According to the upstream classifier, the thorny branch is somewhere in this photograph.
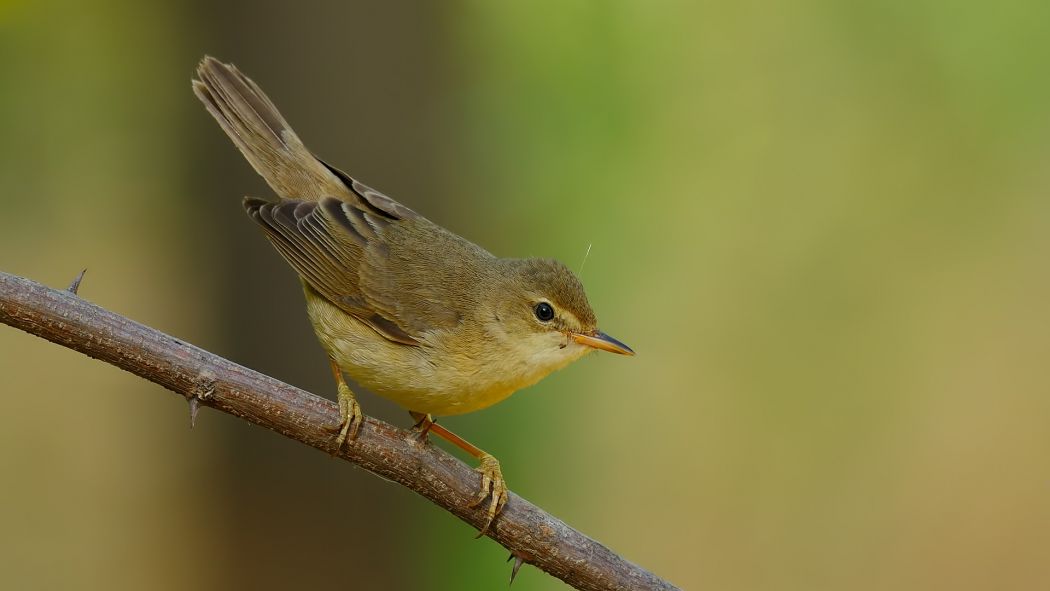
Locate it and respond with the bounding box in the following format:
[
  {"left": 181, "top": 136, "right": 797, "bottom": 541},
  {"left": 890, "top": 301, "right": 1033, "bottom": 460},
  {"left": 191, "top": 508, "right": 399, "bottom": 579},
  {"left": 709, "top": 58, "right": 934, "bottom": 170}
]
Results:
[{"left": 0, "top": 271, "right": 678, "bottom": 591}]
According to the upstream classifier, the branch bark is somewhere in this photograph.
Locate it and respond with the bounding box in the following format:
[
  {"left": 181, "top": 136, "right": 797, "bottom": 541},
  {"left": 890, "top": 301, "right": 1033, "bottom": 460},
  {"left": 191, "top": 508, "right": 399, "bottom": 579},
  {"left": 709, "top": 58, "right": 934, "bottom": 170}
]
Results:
[{"left": 0, "top": 271, "right": 678, "bottom": 591}]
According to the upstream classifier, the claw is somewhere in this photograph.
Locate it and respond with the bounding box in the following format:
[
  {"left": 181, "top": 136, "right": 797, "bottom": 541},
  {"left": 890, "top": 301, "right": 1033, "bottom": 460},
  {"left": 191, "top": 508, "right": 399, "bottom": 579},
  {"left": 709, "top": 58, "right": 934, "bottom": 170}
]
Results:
[
  {"left": 333, "top": 382, "right": 362, "bottom": 452},
  {"left": 468, "top": 452, "right": 508, "bottom": 537}
]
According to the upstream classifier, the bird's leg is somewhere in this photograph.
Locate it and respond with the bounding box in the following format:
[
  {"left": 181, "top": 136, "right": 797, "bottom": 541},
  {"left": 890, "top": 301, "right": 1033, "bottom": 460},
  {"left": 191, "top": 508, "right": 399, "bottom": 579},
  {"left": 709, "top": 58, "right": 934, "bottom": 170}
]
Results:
[
  {"left": 408, "top": 411, "right": 436, "bottom": 443},
  {"left": 417, "top": 419, "right": 508, "bottom": 536},
  {"left": 330, "top": 358, "right": 362, "bottom": 450}
]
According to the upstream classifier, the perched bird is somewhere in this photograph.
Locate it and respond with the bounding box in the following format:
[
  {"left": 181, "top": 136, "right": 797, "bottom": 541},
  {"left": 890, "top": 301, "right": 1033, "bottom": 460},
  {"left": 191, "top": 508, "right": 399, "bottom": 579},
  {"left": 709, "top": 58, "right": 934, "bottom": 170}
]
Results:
[{"left": 192, "top": 57, "right": 633, "bottom": 533}]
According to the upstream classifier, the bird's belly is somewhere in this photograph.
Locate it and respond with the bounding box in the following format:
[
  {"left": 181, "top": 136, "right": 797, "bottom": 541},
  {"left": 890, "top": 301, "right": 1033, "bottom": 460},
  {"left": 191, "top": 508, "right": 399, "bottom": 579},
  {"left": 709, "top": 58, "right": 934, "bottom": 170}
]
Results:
[
  {"left": 306, "top": 293, "right": 520, "bottom": 416},
  {"left": 331, "top": 341, "right": 521, "bottom": 416}
]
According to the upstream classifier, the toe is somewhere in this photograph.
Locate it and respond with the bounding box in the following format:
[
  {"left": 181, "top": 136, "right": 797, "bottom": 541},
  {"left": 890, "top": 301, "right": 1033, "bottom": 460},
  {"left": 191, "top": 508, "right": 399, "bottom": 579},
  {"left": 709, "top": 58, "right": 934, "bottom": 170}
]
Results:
[{"left": 349, "top": 409, "right": 362, "bottom": 440}]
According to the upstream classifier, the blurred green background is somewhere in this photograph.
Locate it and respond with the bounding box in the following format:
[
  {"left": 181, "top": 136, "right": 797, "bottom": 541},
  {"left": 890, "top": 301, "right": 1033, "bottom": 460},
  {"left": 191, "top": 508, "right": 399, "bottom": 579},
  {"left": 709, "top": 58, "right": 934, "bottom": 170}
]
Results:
[{"left": 3, "top": 0, "right": 1050, "bottom": 589}]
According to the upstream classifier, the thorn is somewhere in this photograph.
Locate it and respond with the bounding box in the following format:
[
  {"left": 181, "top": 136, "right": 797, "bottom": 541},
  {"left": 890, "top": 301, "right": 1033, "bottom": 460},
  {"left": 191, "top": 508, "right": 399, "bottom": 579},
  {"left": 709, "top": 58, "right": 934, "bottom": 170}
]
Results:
[
  {"left": 189, "top": 397, "right": 201, "bottom": 428},
  {"left": 67, "top": 268, "right": 87, "bottom": 295},
  {"left": 508, "top": 554, "right": 525, "bottom": 586},
  {"left": 188, "top": 370, "right": 216, "bottom": 429}
]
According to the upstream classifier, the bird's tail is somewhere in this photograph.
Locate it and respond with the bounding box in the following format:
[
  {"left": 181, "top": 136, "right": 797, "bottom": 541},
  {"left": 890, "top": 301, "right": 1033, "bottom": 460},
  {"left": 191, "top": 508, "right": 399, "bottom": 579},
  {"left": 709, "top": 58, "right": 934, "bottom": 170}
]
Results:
[{"left": 192, "top": 56, "right": 347, "bottom": 201}]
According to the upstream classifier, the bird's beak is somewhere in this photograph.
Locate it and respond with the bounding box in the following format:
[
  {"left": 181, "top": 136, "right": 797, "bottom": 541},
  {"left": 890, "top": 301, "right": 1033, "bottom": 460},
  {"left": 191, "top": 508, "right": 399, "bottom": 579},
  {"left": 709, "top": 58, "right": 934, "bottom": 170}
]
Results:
[{"left": 571, "top": 330, "right": 635, "bottom": 356}]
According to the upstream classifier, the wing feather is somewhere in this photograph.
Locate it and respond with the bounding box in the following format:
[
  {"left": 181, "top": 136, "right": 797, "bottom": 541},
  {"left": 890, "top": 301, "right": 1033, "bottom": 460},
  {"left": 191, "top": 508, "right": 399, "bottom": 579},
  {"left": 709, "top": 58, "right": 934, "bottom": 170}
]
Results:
[{"left": 244, "top": 196, "right": 421, "bottom": 346}]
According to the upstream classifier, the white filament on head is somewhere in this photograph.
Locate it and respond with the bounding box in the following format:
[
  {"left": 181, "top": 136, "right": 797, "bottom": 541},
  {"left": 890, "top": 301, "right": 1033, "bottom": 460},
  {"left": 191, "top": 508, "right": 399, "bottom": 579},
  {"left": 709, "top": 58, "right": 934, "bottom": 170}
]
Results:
[{"left": 578, "top": 242, "right": 593, "bottom": 276}]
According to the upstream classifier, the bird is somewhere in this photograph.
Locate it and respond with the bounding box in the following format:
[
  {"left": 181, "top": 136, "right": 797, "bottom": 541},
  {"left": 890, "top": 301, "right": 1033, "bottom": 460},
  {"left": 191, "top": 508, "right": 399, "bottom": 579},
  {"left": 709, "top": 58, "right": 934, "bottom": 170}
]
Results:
[{"left": 192, "top": 56, "right": 633, "bottom": 534}]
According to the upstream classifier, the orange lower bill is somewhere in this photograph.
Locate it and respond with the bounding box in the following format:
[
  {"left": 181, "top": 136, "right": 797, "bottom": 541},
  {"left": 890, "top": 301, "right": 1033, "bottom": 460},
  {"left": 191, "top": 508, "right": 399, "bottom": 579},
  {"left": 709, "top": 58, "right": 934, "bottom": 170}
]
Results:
[{"left": 571, "top": 330, "right": 635, "bottom": 355}]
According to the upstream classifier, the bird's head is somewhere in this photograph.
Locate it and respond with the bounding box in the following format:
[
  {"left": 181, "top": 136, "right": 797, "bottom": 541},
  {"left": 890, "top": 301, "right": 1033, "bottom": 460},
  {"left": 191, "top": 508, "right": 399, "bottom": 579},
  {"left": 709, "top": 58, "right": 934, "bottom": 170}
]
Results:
[{"left": 486, "top": 259, "right": 633, "bottom": 376}]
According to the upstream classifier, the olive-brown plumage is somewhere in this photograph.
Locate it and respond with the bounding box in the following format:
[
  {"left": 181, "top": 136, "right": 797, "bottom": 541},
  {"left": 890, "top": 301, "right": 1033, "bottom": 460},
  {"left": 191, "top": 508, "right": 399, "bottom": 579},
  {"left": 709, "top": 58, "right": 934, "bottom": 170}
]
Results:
[{"left": 192, "top": 56, "right": 632, "bottom": 533}]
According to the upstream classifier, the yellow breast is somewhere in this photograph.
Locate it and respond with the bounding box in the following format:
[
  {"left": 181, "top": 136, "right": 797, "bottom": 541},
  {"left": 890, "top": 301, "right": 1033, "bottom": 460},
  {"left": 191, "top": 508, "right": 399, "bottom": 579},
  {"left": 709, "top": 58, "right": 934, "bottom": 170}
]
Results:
[{"left": 303, "top": 287, "right": 590, "bottom": 416}]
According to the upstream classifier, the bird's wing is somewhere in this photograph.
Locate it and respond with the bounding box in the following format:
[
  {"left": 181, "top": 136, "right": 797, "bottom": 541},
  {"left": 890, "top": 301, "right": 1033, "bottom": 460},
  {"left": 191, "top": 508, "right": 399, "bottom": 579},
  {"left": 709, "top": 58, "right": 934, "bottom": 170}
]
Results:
[
  {"left": 195, "top": 57, "right": 457, "bottom": 344},
  {"left": 245, "top": 191, "right": 424, "bottom": 346}
]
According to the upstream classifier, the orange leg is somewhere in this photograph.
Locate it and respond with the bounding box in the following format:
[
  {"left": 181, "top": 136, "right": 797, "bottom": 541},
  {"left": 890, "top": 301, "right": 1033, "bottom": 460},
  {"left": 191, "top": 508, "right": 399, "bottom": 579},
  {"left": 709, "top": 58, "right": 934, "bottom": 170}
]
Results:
[
  {"left": 408, "top": 411, "right": 508, "bottom": 536},
  {"left": 409, "top": 411, "right": 436, "bottom": 441}
]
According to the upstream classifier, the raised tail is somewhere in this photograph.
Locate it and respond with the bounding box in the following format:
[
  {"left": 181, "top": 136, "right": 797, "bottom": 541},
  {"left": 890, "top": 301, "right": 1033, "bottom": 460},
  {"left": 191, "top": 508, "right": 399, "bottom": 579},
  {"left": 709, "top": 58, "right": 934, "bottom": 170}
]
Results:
[{"left": 192, "top": 56, "right": 349, "bottom": 201}]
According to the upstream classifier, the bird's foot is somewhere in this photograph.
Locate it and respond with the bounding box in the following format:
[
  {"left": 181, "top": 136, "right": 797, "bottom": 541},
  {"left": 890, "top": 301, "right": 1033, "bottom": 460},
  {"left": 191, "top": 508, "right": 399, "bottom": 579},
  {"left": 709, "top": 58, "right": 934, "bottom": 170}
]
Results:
[
  {"left": 333, "top": 381, "right": 362, "bottom": 451},
  {"left": 468, "top": 452, "right": 508, "bottom": 537},
  {"left": 410, "top": 417, "right": 509, "bottom": 536},
  {"left": 409, "top": 412, "right": 436, "bottom": 444}
]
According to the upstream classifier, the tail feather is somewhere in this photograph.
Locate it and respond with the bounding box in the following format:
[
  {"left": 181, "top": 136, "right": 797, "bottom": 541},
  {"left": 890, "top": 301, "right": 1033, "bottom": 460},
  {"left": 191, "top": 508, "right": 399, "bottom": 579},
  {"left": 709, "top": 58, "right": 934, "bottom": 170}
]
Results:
[{"left": 193, "top": 56, "right": 348, "bottom": 201}]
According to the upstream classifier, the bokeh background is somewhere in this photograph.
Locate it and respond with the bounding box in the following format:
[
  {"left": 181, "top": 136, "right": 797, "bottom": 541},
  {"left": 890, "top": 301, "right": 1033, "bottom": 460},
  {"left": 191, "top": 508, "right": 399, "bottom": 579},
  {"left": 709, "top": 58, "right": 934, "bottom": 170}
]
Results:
[{"left": 3, "top": 1, "right": 1050, "bottom": 589}]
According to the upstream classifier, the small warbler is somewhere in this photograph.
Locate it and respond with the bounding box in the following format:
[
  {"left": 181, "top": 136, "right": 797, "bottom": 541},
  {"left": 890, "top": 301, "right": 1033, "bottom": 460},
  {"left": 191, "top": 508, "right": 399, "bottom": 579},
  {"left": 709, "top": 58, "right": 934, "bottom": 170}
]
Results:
[{"left": 193, "top": 57, "right": 633, "bottom": 533}]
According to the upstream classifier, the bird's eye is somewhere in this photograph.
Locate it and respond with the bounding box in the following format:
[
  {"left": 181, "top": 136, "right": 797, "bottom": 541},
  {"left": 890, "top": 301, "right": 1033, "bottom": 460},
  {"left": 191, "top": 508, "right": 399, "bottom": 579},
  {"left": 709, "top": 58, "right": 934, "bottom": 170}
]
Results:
[{"left": 534, "top": 302, "right": 555, "bottom": 322}]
